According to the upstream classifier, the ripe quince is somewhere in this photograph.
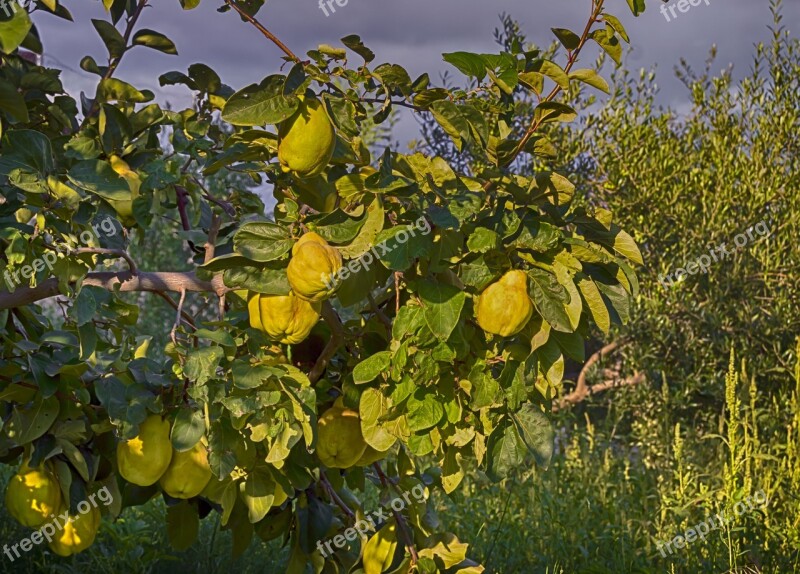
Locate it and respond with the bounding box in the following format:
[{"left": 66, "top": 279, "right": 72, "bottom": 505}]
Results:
[
  {"left": 159, "top": 441, "right": 213, "bottom": 499},
  {"left": 475, "top": 270, "right": 534, "bottom": 337},
  {"left": 248, "top": 291, "right": 321, "bottom": 344},
  {"left": 48, "top": 505, "right": 101, "bottom": 557},
  {"left": 316, "top": 406, "right": 368, "bottom": 469},
  {"left": 5, "top": 463, "right": 62, "bottom": 528},
  {"left": 286, "top": 232, "right": 342, "bottom": 302},
  {"left": 117, "top": 415, "right": 173, "bottom": 486},
  {"left": 278, "top": 96, "right": 335, "bottom": 178}
]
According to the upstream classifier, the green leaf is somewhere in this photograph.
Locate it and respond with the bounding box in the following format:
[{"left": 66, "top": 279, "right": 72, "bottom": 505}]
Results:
[
  {"left": 416, "top": 280, "right": 466, "bottom": 341},
  {"left": 406, "top": 390, "right": 444, "bottom": 432},
  {"left": 442, "top": 52, "right": 487, "bottom": 81},
  {"left": 223, "top": 264, "right": 290, "bottom": 295},
  {"left": 359, "top": 387, "right": 398, "bottom": 451},
  {"left": 569, "top": 69, "right": 610, "bottom": 94},
  {"left": 466, "top": 227, "right": 500, "bottom": 254},
  {"left": 576, "top": 274, "right": 610, "bottom": 335},
  {"left": 486, "top": 423, "right": 526, "bottom": 481},
  {"left": 184, "top": 346, "right": 224, "bottom": 386},
  {"left": 91, "top": 19, "right": 126, "bottom": 59},
  {"left": 132, "top": 29, "right": 178, "bottom": 55},
  {"left": 527, "top": 269, "right": 572, "bottom": 333},
  {"left": 12, "top": 394, "right": 60, "bottom": 444},
  {"left": 372, "top": 224, "right": 433, "bottom": 271},
  {"left": 352, "top": 351, "right": 391, "bottom": 385},
  {"left": 551, "top": 28, "right": 581, "bottom": 50},
  {"left": 171, "top": 408, "right": 205, "bottom": 451},
  {"left": 222, "top": 75, "right": 299, "bottom": 127},
  {"left": 341, "top": 34, "right": 374, "bottom": 63},
  {"left": 0, "top": 5, "right": 32, "bottom": 54},
  {"left": 511, "top": 403, "right": 554, "bottom": 469},
  {"left": 67, "top": 159, "right": 129, "bottom": 202},
  {"left": 0, "top": 78, "right": 29, "bottom": 122},
  {"left": 0, "top": 129, "right": 54, "bottom": 178},
  {"left": 167, "top": 501, "right": 199, "bottom": 551},
  {"left": 624, "top": 0, "right": 646, "bottom": 17},
  {"left": 242, "top": 469, "right": 275, "bottom": 524},
  {"left": 96, "top": 78, "right": 154, "bottom": 103},
  {"left": 602, "top": 13, "right": 631, "bottom": 43},
  {"left": 233, "top": 222, "right": 293, "bottom": 262},
  {"left": 591, "top": 28, "right": 622, "bottom": 65},
  {"left": 232, "top": 361, "right": 275, "bottom": 390}
]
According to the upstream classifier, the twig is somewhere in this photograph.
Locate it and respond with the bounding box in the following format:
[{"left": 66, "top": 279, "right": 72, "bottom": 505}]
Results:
[
  {"left": 204, "top": 215, "right": 222, "bottom": 265},
  {"left": 170, "top": 289, "right": 187, "bottom": 346},
  {"left": 78, "top": 0, "right": 149, "bottom": 130},
  {"left": 393, "top": 272, "right": 402, "bottom": 314},
  {"left": 507, "top": 0, "right": 605, "bottom": 164},
  {"left": 319, "top": 472, "right": 355, "bottom": 520},
  {"left": 309, "top": 302, "right": 346, "bottom": 384},
  {"left": 367, "top": 292, "right": 392, "bottom": 331},
  {"left": 373, "top": 463, "right": 418, "bottom": 564},
  {"left": 223, "top": 0, "right": 300, "bottom": 62},
  {"left": 154, "top": 291, "right": 196, "bottom": 330}
]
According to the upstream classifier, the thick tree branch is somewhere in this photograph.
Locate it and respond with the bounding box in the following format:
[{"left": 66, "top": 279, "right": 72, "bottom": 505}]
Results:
[{"left": 0, "top": 271, "right": 228, "bottom": 311}]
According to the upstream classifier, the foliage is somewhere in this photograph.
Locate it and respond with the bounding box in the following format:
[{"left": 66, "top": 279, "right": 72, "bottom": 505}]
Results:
[{"left": 0, "top": 0, "right": 646, "bottom": 571}]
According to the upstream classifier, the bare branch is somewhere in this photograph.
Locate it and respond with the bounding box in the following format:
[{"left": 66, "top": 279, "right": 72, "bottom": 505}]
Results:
[
  {"left": 0, "top": 271, "right": 228, "bottom": 311},
  {"left": 223, "top": 0, "right": 300, "bottom": 62}
]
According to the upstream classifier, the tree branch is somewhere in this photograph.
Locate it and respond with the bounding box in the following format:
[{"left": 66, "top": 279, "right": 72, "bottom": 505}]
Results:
[
  {"left": 308, "top": 302, "right": 345, "bottom": 384},
  {"left": 0, "top": 271, "right": 228, "bottom": 311}
]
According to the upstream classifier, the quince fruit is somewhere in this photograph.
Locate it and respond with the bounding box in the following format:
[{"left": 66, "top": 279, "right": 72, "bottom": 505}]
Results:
[
  {"left": 117, "top": 415, "right": 173, "bottom": 486},
  {"left": 108, "top": 155, "right": 140, "bottom": 227},
  {"left": 475, "top": 270, "right": 534, "bottom": 337},
  {"left": 278, "top": 96, "right": 335, "bottom": 179},
  {"left": 5, "top": 463, "right": 62, "bottom": 528},
  {"left": 316, "top": 406, "right": 368, "bottom": 469},
  {"left": 286, "top": 232, "right": 342, "bottom": 302},
  {"left": 159, "top": 441, "right": 213, "bottom": 499},
  {"left": 248, "top": 291, "right": 321, "bottom": 345},
  {"left": 48, "top": 505, "right": 101, "bottom": 557}
]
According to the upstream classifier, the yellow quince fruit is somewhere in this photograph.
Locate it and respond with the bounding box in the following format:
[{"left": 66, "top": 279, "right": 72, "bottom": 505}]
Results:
[
  {"left": 5, "top": 463, "right": 62, "bottom": 528},
  {"left": 475, "top": 270, "right": 534, "bottom": 337},
  {"left": 317, "top": 406, "right": 368, "bottom": 469},
  {"left": 286, "top": 232, "right": 342, "bottom": 302},
  {"left": 117, "top": 415, "right": 173, "bottom": 486},
  {"left": 248, "top": 291, "right": 321, "bottom": 345},
  {"left": 278, "top": 96, "right": 335, "bottom": 178},
  {"left": 159, "top": 441, "right": 213, "bottom": 499},
  {"left": 48, "top": 505, "right": 101, "bottom": 557}
]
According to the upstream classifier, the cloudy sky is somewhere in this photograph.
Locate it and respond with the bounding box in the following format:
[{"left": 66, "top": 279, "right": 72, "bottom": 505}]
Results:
[{"left": 33, "top": 0, "right": 800, "bottom": 144}]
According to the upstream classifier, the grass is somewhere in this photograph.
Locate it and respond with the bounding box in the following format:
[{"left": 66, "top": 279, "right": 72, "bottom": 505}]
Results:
[{"left": 1, "top": 347, "right": 798, "bottom": 573}]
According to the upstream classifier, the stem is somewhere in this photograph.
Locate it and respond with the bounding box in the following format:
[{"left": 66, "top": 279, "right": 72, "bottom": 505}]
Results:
[
  {"left": 507, "top": 0, "right": 605, "bottom": 164},
  {"left": 78, "top": 0, "right": 149, "bottom": 130},
  {"left": 223, "top": 0, "right": 299, "bottom": 62},
  {"left": 308, "top": 302, "right": 346, "bottom": 384}
]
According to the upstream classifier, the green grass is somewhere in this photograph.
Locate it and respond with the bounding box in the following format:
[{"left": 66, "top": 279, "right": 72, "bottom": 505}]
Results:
[{"left": 1, "top": 349, "right": 798, "bottom": 573}]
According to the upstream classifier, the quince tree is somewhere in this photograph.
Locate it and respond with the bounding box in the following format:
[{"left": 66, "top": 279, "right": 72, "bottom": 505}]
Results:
[{"left": 0, "top": 0, "right": 646, "bottom": 570}]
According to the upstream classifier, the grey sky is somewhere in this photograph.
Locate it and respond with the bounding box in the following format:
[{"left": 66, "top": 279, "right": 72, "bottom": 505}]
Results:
[{"left": 34, "top": 0, "right": 800, "bottom": 145}]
